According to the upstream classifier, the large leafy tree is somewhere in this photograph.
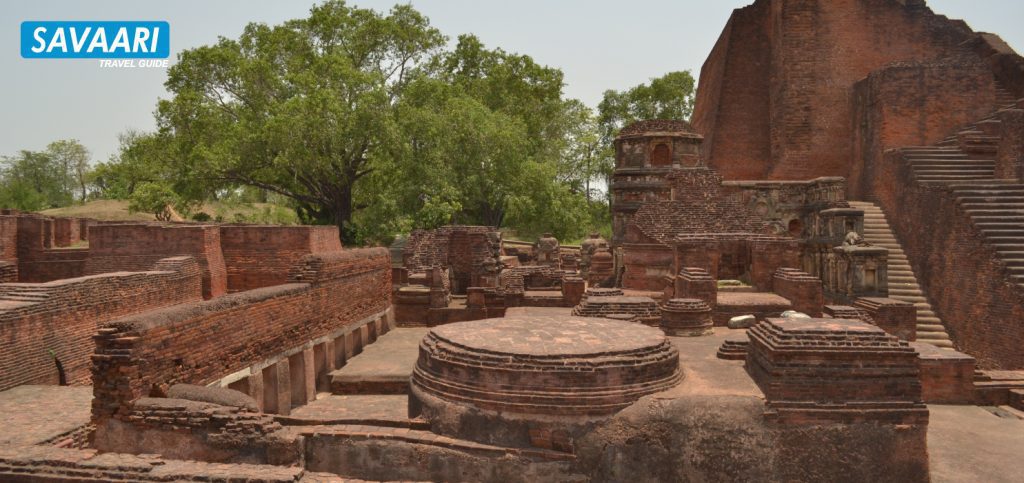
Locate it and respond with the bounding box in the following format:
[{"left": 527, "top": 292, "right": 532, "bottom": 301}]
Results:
[
  {"left": 357, "top": 35, "right": 598, "bottom": 241},
  {"left": 152, "top": 1, "right": 444, "bottom": 241},
  {"left": 109, "top": 3, "right": 615, "bottom": 244}
]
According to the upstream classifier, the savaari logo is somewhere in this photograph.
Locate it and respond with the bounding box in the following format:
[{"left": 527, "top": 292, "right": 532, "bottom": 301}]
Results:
[{"left": 21, "top": 21, "right": 169, "bottom": 59}]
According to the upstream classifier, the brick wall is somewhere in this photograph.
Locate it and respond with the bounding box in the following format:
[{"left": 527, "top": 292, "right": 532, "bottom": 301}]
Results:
[
  {"left": 220, "top": 225, "right": 342, "bottom": 292},
  {"left": 694, "top": 0, "right": 995, "bottom": 182},
  {"left": 91, "top": 248, "right": 391, "bottom": 421},
  {"left": 0, "top": 257, "right": 203, "bottom": 392},
  {"left": 85, "top": 224, "right": 227, "bottom": 299},
  {"left": 691, "top": 0, "right": 773, "bottom": 179},
  {"left": 15, "top": 216, "right": 88, "bottom": 282},
  {"left": 772, "top": 268, "right": 824, "bottom": 316},
  {"left": 0, "top": 216, "right": 17, "bottom": 262},
  {"left": 53, "top": 218, "right": 82, "bottom": 247}
]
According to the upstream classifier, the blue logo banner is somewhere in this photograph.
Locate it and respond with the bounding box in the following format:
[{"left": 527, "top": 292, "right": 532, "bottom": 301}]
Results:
[{"left": 21, "top": 21, "right": 170, "bottom": 59}]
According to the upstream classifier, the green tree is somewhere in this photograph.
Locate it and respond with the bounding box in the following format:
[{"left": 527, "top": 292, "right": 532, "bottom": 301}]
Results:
[
  {"left": 128, "top": 182, "right": 179, "bottom": 221},
  {"left": 0, "top": 148, "right": 74, "bottom": 210},
  {"left": 45, "top": 140, "right": 90, "bottom": 203},
  {"left": 597, "top": 70, "right": 696, "bottom": 142},
  {"left": 148, "top": 0, "right": 444, "bottom": 242}
]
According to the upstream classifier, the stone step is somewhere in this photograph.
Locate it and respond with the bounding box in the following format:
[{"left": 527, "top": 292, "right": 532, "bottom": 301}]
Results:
[
  {"left": 958, "top": 196, "right": 1024, "bottom": 204},
  {"left": 979, "top": 222, "right": 1024, "bottom": 230},
  {"left": 1011, "top": 389, "right": 1024, "bottom": 413},
  {"left": 917, "top": 175, "right": 996, "bottom": 181}
]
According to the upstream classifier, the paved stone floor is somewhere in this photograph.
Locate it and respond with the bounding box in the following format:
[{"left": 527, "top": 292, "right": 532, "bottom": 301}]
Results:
[
  {"left": 0, "top": 385, "right": 92, "bottom": 446},
  {"left": 928, "top": 404, "right": 1024, "bottom": 483},
  {"left": 330, "top": 327, "right": 430, "bottom": 394},
  {"left": 663, "top": 328, "right": 763, "bottom": 398},
  {"left": 716, "top": 291, "right": 792, "bottom": 308},
  {"left": 287, "top": 394, "right": 412, "bottom": 425}
]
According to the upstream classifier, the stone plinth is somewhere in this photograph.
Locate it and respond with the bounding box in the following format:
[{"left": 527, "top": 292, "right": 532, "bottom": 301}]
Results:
[
  {"left": 911, "top": 342, "right": 976, "bottom": 404},
  {"left": 660, "top": 299, "right": 713, "bottom": 337},
  {"left": 572, "top": 296, "right": 661, "bottom": 326},
  {"left": 410, "top": 316, "right": 682, "bottom": 452},
  {"left": 717, "top": 332, "right": 749, "bottom": 360},
  {"left": 745, "top": 318, "right": 926, "bottom": 424},
  {"left": 562, "top": 277, "right": 586, "bottom": 307},
  {"left": 675, "top": 267, "right": 717, "bottom": 308}
]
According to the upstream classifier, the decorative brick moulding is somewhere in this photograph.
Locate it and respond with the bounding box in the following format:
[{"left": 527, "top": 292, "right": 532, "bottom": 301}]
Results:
[
  {"left": 582, "top": 287, "right": 624, "bottom": 299},
  {"left": 660, "top": 298, "right": 714, "bottom": 337},
  {"left": 409, "top": 316, "right": 682, "bottom": 452},
  {"left": 745, "top": 318, "right": 927, "bottom": 425}
]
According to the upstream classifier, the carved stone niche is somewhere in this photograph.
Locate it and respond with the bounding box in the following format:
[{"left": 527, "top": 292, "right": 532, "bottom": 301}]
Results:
[{"left": 829, "top": 246, "right": 888, "bottom": 304}]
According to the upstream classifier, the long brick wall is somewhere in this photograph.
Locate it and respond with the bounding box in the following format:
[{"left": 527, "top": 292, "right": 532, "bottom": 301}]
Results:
[
  {"left": 91, "top": 248, "right": 392, "bottom": 421},
  {"left": 693, "top": 0, "right": 999, "bottom": 181},
  {"left": 0, "top": 257, "right": 203, "bottom": 392},
  {"left": 220, "top": 225, "right": 342, "bottom": 292},
  {"left": 85, "top": 224, "right": 227, "bottom": 299}
]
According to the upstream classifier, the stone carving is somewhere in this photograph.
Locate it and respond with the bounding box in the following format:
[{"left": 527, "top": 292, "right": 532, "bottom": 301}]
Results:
[
  {"left": 843, "top": 231, "right": 871, "bottom": 247},
  {"left": 535, "top": 233, "right": 561, "bottom": 268},
  {"left": 579, "top": 232, "right": 609, "bottom": 276}
]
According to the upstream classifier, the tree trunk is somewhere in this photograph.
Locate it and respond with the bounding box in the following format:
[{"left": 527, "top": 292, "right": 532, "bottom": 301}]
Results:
[{"left": 335, "top": 183, "right": 355, "bottom": 244}]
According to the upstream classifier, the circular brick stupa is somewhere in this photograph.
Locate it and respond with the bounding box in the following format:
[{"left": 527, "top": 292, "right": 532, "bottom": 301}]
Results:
[
  {"left": 410, "top": 316, "right": 682, "bottom": 451},
  {"left": 660, "top": 298, "right": 714, "bottom": 337}
]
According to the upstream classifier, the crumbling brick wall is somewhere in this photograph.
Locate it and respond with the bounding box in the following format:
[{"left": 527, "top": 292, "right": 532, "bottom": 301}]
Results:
[
  {"left": 403, "top": 226, "right": 499, "bottom": 293},
  {"left": 91, "top": 248, "right": 391, "bottom": 422},
  {"left": 0, "top": 257, "right": 203, "bottom": 391},
  {"left": 85, "top": 224, "right": 227, "bottom": 299},
  {"left": 220, "top": 225, "right": 342, "bottom": 292}
]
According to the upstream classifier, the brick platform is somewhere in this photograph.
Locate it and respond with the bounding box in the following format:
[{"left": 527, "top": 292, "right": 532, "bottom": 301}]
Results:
[
  {"left": 714, "top": 292, "right": 792, "bottom": 326},
  {"left": 571, "top": 295, "right": 661, "bottom": 326},
  {"left": 410, "top": 316, "right": 681, "bottom": 451},
  {"left": 746, "top": 318, "right": 927, "bottom": 424}
]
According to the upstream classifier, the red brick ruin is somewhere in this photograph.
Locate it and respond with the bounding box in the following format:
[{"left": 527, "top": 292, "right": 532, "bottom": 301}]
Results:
[{"left": 2, "top": 1, "right": 1024, "bottom": 481}]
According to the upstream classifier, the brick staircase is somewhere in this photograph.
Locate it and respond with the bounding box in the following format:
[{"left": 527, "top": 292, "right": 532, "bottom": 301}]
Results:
[
  {"left": 896, "top": 89, "right": 1024, "bottom": 293},
  {"left": 848, "top": 201, "right": 954, "bottom": 348}
]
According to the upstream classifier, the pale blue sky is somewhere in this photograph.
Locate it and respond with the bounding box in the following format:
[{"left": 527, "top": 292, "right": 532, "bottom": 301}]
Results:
[{"left": 2, "top": 0, "right": 1022, "bottom": 162}]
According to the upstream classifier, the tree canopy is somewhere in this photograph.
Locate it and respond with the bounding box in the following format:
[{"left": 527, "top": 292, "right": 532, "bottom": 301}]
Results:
[
  {"left": 69, "top": 2, "right": 696, "bottom": 245},
  {"left": 0, "top": 140, "right": 90, "bottom": 211}
]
